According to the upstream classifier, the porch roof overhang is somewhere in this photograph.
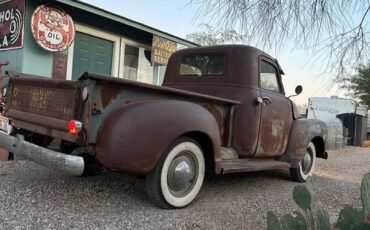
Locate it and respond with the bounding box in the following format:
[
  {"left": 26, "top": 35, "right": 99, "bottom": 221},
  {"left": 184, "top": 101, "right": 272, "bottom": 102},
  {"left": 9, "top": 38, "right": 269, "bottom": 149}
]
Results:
[{"left": 56, "top": 0, "right": 199, "bottom": 48}]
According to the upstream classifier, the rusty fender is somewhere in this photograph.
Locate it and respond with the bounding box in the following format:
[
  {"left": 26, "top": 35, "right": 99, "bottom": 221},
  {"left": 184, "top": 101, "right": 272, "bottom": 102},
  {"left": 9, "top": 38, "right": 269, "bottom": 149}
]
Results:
[
  {"left": 280, "top": 119, "right": 328, "bottom": 168},
  {"left": 95, "top": 100, "right": 221, "bottom": 174}
]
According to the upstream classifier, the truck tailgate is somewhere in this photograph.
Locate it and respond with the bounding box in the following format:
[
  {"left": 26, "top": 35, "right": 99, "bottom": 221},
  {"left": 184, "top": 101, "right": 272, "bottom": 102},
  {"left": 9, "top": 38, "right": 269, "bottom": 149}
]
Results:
[{"left": 4, "top": 74, "right": 79, "bottom": 141}]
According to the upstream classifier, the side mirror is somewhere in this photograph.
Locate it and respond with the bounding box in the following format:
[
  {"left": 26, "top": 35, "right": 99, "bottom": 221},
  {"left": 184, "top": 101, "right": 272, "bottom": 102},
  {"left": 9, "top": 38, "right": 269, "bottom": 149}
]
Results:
[
  {"left": 288, "top": 85, "right": 303, "bottom": 98},
  {"left": 295, "top": 85, "right": 303, "bottom": 95}
]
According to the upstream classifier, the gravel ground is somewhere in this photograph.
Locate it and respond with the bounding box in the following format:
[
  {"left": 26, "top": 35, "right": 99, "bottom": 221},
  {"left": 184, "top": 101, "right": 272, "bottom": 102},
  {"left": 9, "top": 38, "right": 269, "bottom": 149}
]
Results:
[{"left": 0, "top": 147, "right": 369, "bottom": 230}]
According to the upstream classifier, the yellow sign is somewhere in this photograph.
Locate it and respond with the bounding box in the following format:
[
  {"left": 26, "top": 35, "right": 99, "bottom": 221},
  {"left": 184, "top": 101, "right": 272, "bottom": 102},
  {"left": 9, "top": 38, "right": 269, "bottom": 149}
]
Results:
[{"left": 152, "top": 35, "right": 177, "bottom": 65}]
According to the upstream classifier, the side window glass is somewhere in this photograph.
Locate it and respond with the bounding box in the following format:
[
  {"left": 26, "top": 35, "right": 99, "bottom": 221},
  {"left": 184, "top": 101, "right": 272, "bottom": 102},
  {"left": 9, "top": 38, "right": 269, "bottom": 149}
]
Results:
[{"left": 260, "top": 60, "right": 281, "bottom": 92}]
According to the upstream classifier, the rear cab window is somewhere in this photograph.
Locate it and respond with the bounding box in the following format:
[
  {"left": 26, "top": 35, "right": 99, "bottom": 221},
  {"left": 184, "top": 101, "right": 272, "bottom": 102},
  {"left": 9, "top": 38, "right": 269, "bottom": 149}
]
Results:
[{"left": 179, "top": 55, "right": 226, "bottom": 76}]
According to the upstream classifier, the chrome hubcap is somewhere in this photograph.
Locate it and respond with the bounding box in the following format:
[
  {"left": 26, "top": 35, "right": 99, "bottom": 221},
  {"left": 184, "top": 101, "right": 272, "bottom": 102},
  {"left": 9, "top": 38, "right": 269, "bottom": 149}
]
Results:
[
  {"left": 167, "top": 152, "right": 198, "bottom": 198},
  {"left": 173, "top": 160, "right": 194, "bottom": 188}
]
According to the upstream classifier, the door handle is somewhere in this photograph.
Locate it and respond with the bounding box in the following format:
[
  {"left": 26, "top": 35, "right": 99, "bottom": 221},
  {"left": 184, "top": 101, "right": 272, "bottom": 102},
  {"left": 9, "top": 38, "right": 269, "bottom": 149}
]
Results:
[{"left": 257, "top": 97, "right": 272, "bottom": 105}]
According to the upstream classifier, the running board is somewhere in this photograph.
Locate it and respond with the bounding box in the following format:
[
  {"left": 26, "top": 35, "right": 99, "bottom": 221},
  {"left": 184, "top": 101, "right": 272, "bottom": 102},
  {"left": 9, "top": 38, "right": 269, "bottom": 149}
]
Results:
[{"left": 221, "top": 158, "right": 291, "bottom": 174}]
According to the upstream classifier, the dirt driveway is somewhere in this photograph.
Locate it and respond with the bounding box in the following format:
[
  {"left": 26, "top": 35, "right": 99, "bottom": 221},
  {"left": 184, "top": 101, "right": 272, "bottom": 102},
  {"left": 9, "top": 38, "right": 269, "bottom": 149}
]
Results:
[{"left": 0, "top": 147, "right": 369, "bottom": 229}]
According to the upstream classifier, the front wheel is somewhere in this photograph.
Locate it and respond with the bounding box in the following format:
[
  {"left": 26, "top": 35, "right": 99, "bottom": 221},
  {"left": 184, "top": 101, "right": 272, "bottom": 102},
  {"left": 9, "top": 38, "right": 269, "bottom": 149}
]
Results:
[
  {"left": 146, "top": 137, "right": 205, "bottom": 209},
  {"left": 290, "top": 142, "right": 316, "bottom": 182}
]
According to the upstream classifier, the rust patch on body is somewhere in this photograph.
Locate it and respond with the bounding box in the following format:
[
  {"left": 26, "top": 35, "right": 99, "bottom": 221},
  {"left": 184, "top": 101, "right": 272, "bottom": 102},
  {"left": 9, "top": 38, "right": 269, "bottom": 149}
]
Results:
[
  {"left": 100, "top": 86, "right": 124, "bottom": 108},
  {"left": 271, "top": 118, "right": 284, "bottom": 137}
]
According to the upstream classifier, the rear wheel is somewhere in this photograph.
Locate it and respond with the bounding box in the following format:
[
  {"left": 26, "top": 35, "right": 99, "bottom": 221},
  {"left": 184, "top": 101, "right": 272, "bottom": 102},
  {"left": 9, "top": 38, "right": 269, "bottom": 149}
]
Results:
[
  {"left": 290, "top": 142, "right": 316, "bottom": 182},
  {"left": 146, "top": 137, "right": 205, "bottom": 209}
]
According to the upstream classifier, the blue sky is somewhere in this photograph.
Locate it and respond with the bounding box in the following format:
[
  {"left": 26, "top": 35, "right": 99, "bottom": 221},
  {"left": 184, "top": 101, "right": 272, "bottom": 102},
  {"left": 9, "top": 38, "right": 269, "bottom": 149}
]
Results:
[{"left": 81, "top": 0, "right": 344, "bottom": 105}]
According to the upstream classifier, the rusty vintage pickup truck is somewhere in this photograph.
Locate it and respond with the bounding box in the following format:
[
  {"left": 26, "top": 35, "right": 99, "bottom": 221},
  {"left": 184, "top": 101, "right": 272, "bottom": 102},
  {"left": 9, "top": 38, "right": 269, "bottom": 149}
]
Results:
[{"left": 0, "top": 45, "right": 327, "bottom": 209}]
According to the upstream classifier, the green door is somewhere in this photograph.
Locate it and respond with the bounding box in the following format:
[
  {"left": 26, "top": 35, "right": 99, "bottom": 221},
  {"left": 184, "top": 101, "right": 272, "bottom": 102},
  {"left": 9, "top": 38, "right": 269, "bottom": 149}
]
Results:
[{"left": 72, "top": 32, "right": 113, "bottom": 80}]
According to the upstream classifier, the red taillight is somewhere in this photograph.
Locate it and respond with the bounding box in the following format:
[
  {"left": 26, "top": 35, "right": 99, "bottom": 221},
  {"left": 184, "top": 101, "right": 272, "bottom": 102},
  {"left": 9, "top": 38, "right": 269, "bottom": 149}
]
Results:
[{"left": 68, "top": 120, "right": 82, "bottom": 135}]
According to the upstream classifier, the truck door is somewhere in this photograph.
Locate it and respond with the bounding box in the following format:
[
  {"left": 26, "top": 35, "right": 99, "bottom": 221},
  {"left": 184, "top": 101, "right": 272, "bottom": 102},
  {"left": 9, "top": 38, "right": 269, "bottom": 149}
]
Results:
[{"left": 255, "top": 58, "right": 293, "bottom": 157}]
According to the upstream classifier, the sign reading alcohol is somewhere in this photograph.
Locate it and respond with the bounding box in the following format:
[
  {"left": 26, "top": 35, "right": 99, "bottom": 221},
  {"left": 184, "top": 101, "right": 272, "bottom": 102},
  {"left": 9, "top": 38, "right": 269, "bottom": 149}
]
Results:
[
  {"left": 152, "top": 35, "right": 177, "bottom": 65},
  {"left": 0, "top": 0, "right": 25, "bottom": 51},
  {"left": 31, "top": 5, "right": 75, "bottom": 52}
]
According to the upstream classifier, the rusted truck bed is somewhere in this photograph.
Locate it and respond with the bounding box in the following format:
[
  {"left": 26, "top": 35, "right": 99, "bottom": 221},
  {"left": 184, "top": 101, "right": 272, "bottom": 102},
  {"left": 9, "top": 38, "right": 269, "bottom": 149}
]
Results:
[{"left": 4, "top": 71, "right": 239, "bottom": 146}]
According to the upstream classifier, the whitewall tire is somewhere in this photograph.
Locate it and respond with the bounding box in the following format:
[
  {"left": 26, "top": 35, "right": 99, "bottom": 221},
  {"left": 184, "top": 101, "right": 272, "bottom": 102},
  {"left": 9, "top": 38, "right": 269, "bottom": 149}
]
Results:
[
  {"left": 146, "top": 137, "right": 205, "bottom": 209},
  {"left": 290, "top": 142, "right": 316, "bottom": 182}
]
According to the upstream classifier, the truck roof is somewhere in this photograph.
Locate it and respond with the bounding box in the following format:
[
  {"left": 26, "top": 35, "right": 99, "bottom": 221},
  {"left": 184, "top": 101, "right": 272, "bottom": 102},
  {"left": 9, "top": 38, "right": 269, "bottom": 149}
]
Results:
[
  {"left": 174, "top": 45, "right": 272, "bottom": 59},
  {"left": 164, "top": 45, "right": 284, "bottom": 88}
]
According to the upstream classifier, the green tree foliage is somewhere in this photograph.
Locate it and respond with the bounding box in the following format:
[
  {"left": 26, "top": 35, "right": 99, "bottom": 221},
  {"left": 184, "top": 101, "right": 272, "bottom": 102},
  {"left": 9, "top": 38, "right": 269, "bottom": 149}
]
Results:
[{"left": 341, "top": 64, "right": 370, "bottom": 106}]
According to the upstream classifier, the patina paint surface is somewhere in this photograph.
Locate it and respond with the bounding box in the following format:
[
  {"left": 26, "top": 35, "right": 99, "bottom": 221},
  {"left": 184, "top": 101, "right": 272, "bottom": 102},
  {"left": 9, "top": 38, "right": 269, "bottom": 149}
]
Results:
[
  {"left": 280, "top": 119, "right": 327, "bottom": 167},
  {"left": 4, "top": 72, "right": 80, "bottom": 142},
  {"left": 2, "top": 45, "right": 327, "bottom": 175},
  {"left": 164, "top": 45, "right": 293, "bottom": 157}
]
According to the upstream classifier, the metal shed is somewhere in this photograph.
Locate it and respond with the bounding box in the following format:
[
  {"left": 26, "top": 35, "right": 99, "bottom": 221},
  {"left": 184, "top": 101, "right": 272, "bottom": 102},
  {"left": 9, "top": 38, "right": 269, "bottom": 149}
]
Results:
[{"left": 307, "top": 96, "right": 369, "bottom": 147}]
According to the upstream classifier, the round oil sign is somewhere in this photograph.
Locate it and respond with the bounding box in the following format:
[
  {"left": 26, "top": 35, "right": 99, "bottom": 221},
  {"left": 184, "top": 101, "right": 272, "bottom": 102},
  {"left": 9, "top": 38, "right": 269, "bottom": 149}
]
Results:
[{"left": 31, "top": 5, "right": 75, "bottom": 52}]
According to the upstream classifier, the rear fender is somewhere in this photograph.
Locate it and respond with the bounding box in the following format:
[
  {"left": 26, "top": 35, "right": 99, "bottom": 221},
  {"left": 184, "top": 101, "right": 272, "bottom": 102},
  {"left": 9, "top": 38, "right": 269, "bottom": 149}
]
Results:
[
  {"left": 95, "top": 100, "right": 221, "bottom": 174},
  {"left": 280, "top": 119, "right": 327, "bottom": 168}
]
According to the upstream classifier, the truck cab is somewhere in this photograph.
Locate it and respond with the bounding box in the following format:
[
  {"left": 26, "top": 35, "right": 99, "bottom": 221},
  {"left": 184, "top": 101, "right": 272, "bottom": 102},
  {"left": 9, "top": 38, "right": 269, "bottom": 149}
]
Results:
[{"left": 164, "top": 45, "right": 298, "bottom": 158}]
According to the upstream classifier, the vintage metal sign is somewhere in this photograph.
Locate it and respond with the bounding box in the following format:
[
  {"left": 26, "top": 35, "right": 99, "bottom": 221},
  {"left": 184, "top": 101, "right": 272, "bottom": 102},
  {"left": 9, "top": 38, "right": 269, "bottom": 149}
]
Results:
[
  {"left": 31, "top": 5, "right": 75, "bottom": 52},
  {"left": 52, "top": 52, "right": 67, "bottom": 80},
  {"left": 0, "top": 0, "right": 25, "bottom": 51},
  {"left": 152, "top": 35, "right": 177, "bottom": 65}
]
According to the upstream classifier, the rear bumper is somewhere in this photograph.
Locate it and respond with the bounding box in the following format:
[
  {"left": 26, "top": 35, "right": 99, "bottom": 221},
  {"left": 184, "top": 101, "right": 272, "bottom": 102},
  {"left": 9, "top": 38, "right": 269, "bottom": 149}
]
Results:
[{"left": 0, "top": 131, "right": 84, "bottom": 176}]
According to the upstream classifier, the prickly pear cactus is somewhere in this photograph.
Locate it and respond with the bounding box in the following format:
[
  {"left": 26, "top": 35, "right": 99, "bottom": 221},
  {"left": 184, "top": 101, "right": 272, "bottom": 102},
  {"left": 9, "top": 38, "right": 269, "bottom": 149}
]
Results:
[
  {"left": 280, "top": 213, "right": 296, "bottom": 230},
  {"left": 317, "top": 209, "right": 330, "bottom": 230},
  {"left": 267, "top": 211, "right": 307, "bottom": 230},
  {"left": 292, "top": 211, "right": 307, "bottom": 230},
  {"left": 337, "top": 206, "right": 364, "bottom": 230},
  {"left": 266, "top": 174, "right": 370, "bottom": 230},
  {"left": 351, "top": 221, "right": 370, "bottom": 229},
  {"left": 293, "top": 185, "right": 313, "bottom": 212},
  {"left": 361, "top": 174, "right": 370, "bottom": 221},
  {"left": 267, "top": 211, "right": 282, "bottom": 230}
]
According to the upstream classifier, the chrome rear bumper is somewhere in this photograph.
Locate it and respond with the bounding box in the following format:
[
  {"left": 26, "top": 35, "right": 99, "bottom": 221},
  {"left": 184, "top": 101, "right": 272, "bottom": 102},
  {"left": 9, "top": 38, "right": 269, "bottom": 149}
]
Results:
[{"left": 0, "top": 131, "right": 84, "bottom": 176}]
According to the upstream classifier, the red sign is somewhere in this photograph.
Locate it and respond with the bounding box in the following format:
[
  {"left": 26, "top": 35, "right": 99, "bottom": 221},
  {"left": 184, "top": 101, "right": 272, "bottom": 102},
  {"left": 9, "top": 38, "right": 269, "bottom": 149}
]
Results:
[
  {"left": 31, "top": 5, "right": 75, "bottom": 52},
  {"left": 0, "top": 0, "right": 25, "bottom": 51}
]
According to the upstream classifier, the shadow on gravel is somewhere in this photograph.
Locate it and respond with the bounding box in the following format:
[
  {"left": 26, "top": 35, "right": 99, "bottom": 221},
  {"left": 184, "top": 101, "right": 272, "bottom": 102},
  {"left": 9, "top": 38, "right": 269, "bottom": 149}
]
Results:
[
  {"left": 2, "top": 160, "right": 298, "bottom": 209},
  {"left": 3, "top": 160, "right": 361, "bottom": 230},
  {"left": 2, "top": 150, "right": 368, "bottom": 229},
  {"left": 3, "top": 160, "right": 356, "bottom": 211}
]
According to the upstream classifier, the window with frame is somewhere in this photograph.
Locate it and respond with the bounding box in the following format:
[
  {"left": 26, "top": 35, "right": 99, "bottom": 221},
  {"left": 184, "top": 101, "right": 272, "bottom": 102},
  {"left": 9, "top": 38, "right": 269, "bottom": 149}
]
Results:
[
  {"left": 123, "top": 45, "right": 139, "bottom": 80},
  {"left": 260, "top": 60, "right": 281, "bottom": 92}
]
